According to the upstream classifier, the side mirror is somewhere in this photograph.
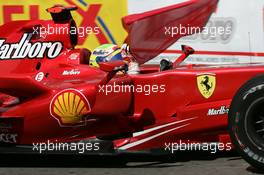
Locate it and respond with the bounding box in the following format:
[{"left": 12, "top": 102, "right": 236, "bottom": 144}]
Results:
[
  {"left": 98, "top": 61, "right": 128, "bottom": 86},
  {"left": 181, "top": 45, "right": 195, "bottom": 56},
  {"left": 99, "top": 61, "right": 127, "bottom": 73},
  {"left": 47, "top": 5, "right": 77, "bottom": 22},
  {"left": 172, "top": 45, "right": 195, "bottom": 68}
]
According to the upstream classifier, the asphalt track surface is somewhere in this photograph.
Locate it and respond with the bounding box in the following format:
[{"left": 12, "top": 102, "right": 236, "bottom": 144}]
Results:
[{"left": 0, "top": 151, "right": 263, "bottom": 175}]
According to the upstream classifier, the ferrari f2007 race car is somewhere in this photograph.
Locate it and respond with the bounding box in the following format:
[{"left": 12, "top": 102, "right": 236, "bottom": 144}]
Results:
[{"left": 0, "top": 0, "right": 263, "bottom": 170}]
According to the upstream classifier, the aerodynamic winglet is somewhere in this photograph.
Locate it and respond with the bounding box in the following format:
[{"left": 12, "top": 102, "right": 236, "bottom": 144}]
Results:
[{"left": 0, "top": 76, "right": 49, "bottom": 99}]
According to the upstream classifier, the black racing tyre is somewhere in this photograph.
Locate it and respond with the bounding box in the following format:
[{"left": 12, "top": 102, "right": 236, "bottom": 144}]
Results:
[{"left": 229, "top": 74, "right": 264, "bottom": 171}]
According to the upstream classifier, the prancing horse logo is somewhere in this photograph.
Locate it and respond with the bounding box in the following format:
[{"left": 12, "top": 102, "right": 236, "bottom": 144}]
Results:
[{"left": 197, "top": 74, "right": 216, "bottom": 99}]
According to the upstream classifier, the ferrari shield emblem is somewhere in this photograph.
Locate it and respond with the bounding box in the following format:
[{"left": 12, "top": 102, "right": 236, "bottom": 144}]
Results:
[{"left": 197, "top": 74, "right": 216, "bottom": 99}]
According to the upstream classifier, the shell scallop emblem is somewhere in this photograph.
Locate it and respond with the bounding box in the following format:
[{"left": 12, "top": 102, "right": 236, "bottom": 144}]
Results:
[{"left": 50, "top": 89, "right": 91, "bottom": 127}]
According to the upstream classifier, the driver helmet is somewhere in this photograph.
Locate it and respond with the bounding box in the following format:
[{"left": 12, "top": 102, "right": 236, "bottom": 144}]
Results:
[{"left": 90, "top": 44, "right": 123, "bottom": 67}]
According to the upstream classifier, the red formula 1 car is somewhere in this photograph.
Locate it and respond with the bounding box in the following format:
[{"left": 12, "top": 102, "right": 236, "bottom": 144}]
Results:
[{"left": 0, "top": 0, "right": 263, "bottom": 170}]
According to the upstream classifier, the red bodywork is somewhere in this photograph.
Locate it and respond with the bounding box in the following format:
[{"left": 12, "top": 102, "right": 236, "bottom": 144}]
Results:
[{"left": 0, "top": 1, "right": 261, "bottom": 152}]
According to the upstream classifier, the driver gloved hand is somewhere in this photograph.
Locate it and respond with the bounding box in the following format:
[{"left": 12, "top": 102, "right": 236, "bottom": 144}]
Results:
[{"left": 160, "top": 59, "right": 173, "bottom": 71}]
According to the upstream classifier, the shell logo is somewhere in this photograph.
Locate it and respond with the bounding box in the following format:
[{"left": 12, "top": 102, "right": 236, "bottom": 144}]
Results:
[{"left": 50, "top": 89, "right": 91, "bottom": 127}]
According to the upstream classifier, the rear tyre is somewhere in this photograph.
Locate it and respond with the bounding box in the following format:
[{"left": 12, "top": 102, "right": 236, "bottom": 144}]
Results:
[{"left": 229, "top": 75, "right": 264, "bottom": 170}]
